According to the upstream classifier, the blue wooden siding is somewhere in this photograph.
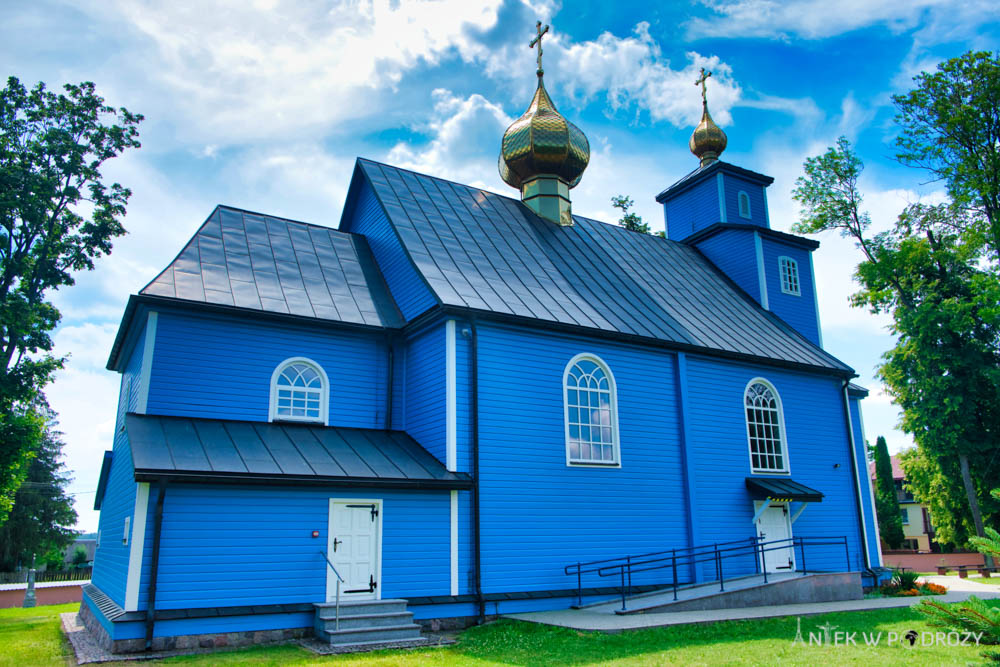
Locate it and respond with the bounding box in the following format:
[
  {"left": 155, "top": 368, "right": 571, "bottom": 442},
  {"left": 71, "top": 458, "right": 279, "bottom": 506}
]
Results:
[
  {"left": 850, "top": 397, "right": 881, "bottom": 565},
  {"left": 684, "top": 355, "right": 867, "bottom": 574},
  {"left": 760, "top": 238, "right": 820, "bottom": 345},
  {"left": 476, "top": 323, "right": 687, "bottom": 593},
  {"left": 91, "top": 316, "right": 149, "bottom": 607},
  {"left": 147, "top": 309, "right": 387, "bottom": 428},
  {"left": 694, "top": 228, "right": 761, "bottom": 303},
  {"left": 342, "top": 180, "right": 436, "bottom": 321},
  {"left": 723, "top": 173, "right": 769, "bottom": 227},
  {"left": 663, "top": 176, "right": 721, "bottom": 241},
  {"left": 403, "top": 322, "right": 446, "bottom": 465},
  {"left": 134, "top": 485, "right": 455, "bottom": 611}
]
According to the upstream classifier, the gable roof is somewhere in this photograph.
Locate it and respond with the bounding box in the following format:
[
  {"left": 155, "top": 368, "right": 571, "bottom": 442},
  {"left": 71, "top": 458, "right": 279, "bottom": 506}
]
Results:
[
  {"left": 141, "top": 205, "right": 403, "bottom": 328},
  {"left": 126, "top": 413, "right": 471, "bottom": 489},
  {"left": 352, "top": 159, "right": 852, "bottom": 375}
]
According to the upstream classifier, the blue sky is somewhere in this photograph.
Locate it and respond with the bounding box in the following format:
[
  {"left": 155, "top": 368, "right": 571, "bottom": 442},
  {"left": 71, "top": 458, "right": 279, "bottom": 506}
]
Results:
[{"left": 3, "top": 0, "right": 998, "bottom": 532}]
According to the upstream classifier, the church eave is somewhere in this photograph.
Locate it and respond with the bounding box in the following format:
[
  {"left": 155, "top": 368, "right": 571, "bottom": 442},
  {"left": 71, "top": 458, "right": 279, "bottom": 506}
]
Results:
[
  {"left": 684, "top": 223, "right": 821, "bottom": 250},
  {"left": 655, "top": 160, "right": 775, "bottom": 203}
]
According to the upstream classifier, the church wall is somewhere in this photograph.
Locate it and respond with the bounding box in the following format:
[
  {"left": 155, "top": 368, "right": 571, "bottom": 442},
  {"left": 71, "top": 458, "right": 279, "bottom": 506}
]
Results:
[
  {"left": 147, "top": 484, "right": 456, "bottom": 611},
  {"left": 760, "top": 237, "right": 821, "bottom": 345},
  {"left": 685, "top": 354, "right": 868, "bottom": 574},
  {"left": 722, "top": 173, "right": 769, "bottom": 227},
  {"left": 146, "top": 309, "right": 388, "bottom": 429},
  {"left": 475, "top": 322, "right": 687, "bottom": 593},
  {"left": 342, "top": 178, "right": 437, "bottom": 321},
  {"left": 403, "top": 321, "right": 447, "bottom": 465},
  {"left": 664, "top": 176, "right": 720, "bottom": 241},
  {"left": 92, "top": 315, "right": 149, "bottom": 608},
  {"left": 850, "top": 397, "right": 882, "bottom": 566},
  {"left": 694, "top": 228, "right": 761, "bottom": 303}
]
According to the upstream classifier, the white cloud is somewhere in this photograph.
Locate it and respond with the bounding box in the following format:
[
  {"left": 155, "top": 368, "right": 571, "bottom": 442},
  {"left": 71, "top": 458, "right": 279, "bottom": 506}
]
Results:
[{"left": 686, "top": 0, "right": 947, "bottom": 41}]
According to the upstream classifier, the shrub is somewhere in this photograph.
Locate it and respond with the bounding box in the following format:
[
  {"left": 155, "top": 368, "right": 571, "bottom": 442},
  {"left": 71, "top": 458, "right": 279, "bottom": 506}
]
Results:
[
  {"left": 892, "top": 568, "right": 921, "bottom": 590},
  {"left": 914, "top": 596, "right": 1000, "bottom": 645}
]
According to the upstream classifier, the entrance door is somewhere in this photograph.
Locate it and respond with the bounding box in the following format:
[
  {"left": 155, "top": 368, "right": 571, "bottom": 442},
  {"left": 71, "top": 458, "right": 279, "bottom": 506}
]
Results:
[
  {"left": 755, "top": 503, "right": 795, "bottom": 572},
  {"left": 328, "top": 500, "right": 381, "bottom": 601}
]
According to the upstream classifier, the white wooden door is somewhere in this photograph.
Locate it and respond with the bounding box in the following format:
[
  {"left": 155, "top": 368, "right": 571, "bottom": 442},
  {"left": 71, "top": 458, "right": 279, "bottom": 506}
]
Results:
[
  {"left": 755, "top": 503, "right": 795, "bottom": 573},
  {"left": 328, "top": 500, "right": 381, "bottom": 601}
]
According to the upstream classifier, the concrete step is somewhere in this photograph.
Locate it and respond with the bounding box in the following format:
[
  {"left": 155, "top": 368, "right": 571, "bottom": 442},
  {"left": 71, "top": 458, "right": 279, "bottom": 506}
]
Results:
[
  {"left": 325, "top": 637, "right": 432, "bottom": 651},
  {"left": 314, "top": 599, "right": 408, "bottom": 617},
  {"left": 315, "top": 611, "right": 414, "bottom": 630},
  {"left": 316, "top": 623, "right": 423, "bottom": 646}
]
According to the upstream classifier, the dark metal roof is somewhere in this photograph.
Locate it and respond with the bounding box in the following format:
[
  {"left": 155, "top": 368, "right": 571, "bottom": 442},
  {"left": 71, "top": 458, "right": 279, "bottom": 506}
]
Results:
[
  {"left": 94, "top": 451, "right": 113, "bottom": 510},
  {"left": 125, "top": 414, "right": 471, "bottom": 489},
  {"left": 655, "top": 160, "right": 774, "bottom": 203},
  {"left": 356, "top": 159, "right": 852, "bottom": 374},
  {"left": 745, "top": 476, "right": 824, "bottom": 503},
  {"left": 847, "top": 382, "right": 869, "bottom": 397},
  {"left": 141, "top": 205, "right": 403, "bottom": 328},
  {"left": 684, "top": 223, "right": 820, "bottom": 250}
]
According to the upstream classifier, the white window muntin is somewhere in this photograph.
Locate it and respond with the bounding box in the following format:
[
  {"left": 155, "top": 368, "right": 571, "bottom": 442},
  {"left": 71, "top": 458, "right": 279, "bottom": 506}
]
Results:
[
  {"left": 779, "top": 256, "right": 801, "bottom": 296},
  {"left": 269, "top": 357, "right": 329, "bottom": 424},
  {"left": 738, "top": 191, "right": 752, "bottom": 219},
  {"left": 564, "top": 353, "right": 621, "bottom": 467},
  {"left": 744, "top": 378, "right": 790, "bottom": 474}
]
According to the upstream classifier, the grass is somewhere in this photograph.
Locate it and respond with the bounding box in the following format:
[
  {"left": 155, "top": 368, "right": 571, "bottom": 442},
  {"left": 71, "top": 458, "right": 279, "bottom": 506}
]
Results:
[{"left": 2, "top": 601, "right": 999, "bottom": 666}]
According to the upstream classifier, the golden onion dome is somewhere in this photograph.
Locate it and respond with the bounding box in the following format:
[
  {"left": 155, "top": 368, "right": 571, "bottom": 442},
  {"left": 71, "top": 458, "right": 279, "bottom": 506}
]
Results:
[
  {"left": 499, "top": 31, "right": 589, "bottom": 190},
  {"left": 689, "top": 104, "right": 727, "bottom": 166}
]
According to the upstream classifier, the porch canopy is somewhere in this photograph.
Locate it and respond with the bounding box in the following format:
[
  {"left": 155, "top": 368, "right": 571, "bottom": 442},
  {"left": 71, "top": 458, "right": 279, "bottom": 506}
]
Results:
[
  {"left": 745, "top": 477, "right": 824, "bottom": 503},
  {"left": 126, "top": 413, "right": 472, "bottom": 490}
]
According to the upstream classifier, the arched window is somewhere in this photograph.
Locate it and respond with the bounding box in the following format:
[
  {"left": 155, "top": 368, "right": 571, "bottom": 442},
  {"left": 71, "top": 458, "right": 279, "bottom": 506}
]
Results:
[
  {"left": 738, "top": 191, "right": 752, "bottom": 219},
  {"left": 564, "top": 354, "right": 620, "bottom": 466},
  {"left": 270, "top": 357, "right": 329, "bottom": 424},
  {"left": 779, "top": 256, "right": 800, "bottom": 295},
  {"left": 744, "top": 380, "right": 789, "bottom": 473}
]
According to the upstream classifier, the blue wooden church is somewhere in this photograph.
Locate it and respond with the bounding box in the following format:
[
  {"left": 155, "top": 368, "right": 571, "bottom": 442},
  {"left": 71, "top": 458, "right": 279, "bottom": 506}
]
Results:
[{"left": 83, "top": 39, "right": 881, "bottom": 652}]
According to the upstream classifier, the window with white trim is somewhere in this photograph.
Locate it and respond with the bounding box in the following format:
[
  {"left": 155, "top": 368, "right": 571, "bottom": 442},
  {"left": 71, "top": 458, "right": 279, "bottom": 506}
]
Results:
[
  {"left": 270, "top": 358, "right": 329, "bottom": 423},
  {"left": 738, "top": 191, "right": 752, "bottom": 219},
  {"left": 564, "top": 355, "right": 619, "bottom": 465},
  {"left": 745, "top": 380, "right": 789, "bottom": 473},
  {"left": 778, "top": 256, "right": 800, "bottom": 295}
]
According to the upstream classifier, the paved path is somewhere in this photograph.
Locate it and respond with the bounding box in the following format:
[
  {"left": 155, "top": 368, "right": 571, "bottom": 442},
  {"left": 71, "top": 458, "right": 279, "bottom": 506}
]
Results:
[{"left": 506, "top": 577, "right": 1000, "bottom": 632}]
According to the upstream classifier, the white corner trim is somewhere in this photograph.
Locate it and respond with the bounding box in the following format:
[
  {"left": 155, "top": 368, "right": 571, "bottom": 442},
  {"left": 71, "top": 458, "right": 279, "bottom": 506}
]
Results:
[
  {"left": 753, "top": 232, "right": 769, "bottom": 310},
  {"left": 762, "top": 184, "right": 770, "bottom": 226},
  {"left": 716, "top": 172, "right": 727, "bottom": 223},
  {"left": 446, "top": 320, "right": 457, "bottom": 472},
  {"left": 844, "top": 387, "right": 874, "bottom": 569},
  {"left": 136, "top": 312, "right": 158, "bottom": 413},
  {"left": 856, "top": 399, "right": 883, "bottom": 567},
  {"left": 124, "top": 482, "right": 150, "bottom": 611},
  {"left": 809, "top": 253, "right": 824, "bottom": 348},
  {"left": 450, "top": 490, "right": 459, "bottom": 596}
]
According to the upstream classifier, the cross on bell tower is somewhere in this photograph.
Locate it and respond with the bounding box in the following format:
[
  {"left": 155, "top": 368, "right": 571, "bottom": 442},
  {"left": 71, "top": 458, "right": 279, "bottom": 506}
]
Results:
[{"left": 529, "top": 21, "right": 549, "bottom": 76}]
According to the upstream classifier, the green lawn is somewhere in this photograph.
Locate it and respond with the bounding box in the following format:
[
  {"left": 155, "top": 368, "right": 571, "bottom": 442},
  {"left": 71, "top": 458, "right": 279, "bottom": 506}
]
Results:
[{"left": 2, "top": 601, "right": 998, "bottom": 666}]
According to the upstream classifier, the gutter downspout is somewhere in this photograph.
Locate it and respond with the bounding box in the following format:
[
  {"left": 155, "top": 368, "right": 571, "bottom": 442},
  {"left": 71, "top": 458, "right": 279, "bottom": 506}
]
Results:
[
  {"left": 470, "top": 316, "right": 485, "bottom": 623},
  {"left": 144, "top": 478, "right": 168, "bottom": 651},
  {"left": 841, "top": 380, "right": 871, "bottom": 573}
]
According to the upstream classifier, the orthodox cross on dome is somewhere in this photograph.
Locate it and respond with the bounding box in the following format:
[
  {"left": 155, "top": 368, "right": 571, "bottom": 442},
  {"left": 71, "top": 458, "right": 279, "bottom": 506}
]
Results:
[
  {"left": 530, "top": 21, "right": 549, "bottom": 76},
  {"left": 695, "top": 67, "right": 712, "bottom": 106}
]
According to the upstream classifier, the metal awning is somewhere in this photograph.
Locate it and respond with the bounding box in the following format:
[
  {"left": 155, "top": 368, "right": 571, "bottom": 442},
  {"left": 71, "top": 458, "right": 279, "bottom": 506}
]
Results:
[
  {"left": 125, "top": 413, "right": 472, "bottom": 490},
  {"left": 745, "top": 477, "right": 824, "bottom": 503}
]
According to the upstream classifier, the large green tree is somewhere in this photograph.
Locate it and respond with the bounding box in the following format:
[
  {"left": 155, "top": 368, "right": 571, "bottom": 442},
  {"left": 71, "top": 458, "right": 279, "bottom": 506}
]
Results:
[
  {"left": 873, "top": 436, "right": 905, "bottom": 549},
  {"left": 0, "top": 77, "right": 141, "bottom": 523},
  {"left": 0, "top": 417, "right": 77, "bottom": 571}
]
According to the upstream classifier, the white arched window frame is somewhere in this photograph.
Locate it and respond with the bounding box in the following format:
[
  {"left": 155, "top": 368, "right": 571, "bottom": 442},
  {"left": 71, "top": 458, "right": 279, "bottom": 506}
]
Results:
[
  {"left": 563, "top": 353, "right": 621, "bottom": 467},
  {"left": 779, "top": 256, "right": 801, "bottom": 295},
  {"left": 744, "top": 378, "right": 790, "bottom": 474},
  {"left": 738, "top": 191, "right": 752, "bottom": 219},
  {"left": 269, "top": 357, "right": 330, "bottom": 425}
]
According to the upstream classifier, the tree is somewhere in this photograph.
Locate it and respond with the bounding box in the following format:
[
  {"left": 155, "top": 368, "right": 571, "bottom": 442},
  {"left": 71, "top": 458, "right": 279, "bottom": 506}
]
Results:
[
  {"left": 71, "top": 545, "right": 88, "bottom": 568},
  {"left": 0, "top": 77, "right": 141, "bottom": 522},
  {"left": 893, "top": 51, "right": 1000, "bottom": 265},
  {"left": 0, "top": 419, "right": 77, "bottom": 571},
  {"left": 611, "top": 195, "right": 651, "bottom": 234},
  {"left": 873, "top": 436, "right": 905, "bottom": 549},
  {"left": 792, "top": 137, "right": 1000, "bottom": 555}
]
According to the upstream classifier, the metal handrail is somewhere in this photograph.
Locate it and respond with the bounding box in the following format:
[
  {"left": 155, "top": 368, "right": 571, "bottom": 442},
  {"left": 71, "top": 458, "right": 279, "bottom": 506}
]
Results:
[
  {"left": 566, "top": 535, "right": 851, "bottom": 611},
  {"left": 321, "top": 552, "right": 345, "bottom": 630}
]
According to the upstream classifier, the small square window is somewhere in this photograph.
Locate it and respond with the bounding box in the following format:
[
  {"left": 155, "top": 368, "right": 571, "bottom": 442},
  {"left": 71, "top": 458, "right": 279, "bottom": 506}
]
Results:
[{"left": 779, "top": 257, "right": 800, "bottom": 296}]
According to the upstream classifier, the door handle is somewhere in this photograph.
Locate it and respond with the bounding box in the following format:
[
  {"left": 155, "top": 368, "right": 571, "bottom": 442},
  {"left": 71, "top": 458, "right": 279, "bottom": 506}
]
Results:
[{"left": 333, "top": 538, "right": 342, "bottom": 552}]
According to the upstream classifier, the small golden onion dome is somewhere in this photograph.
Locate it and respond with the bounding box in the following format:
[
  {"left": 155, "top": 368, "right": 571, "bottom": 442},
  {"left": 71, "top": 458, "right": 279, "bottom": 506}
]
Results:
[
  {"left": 499, "top": 78, "right": 590, "bottom": 190},
  {"left": 689, "top": 102, "right": 727, "bottom": 166}
]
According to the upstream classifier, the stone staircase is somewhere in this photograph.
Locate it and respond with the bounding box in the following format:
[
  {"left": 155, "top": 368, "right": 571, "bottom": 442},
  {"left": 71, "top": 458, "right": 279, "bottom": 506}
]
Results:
[{"left": 313, "top": 599, "right": 427, "bottom": 648}]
